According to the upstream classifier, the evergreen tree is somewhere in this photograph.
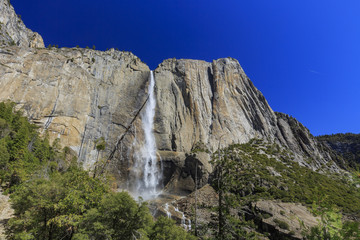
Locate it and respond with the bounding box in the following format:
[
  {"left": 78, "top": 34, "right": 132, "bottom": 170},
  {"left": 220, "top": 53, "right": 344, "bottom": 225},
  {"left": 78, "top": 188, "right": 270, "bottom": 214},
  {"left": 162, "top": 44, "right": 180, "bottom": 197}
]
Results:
[{"left": 0, "top": 138, "right": 10, "bottom": 168}]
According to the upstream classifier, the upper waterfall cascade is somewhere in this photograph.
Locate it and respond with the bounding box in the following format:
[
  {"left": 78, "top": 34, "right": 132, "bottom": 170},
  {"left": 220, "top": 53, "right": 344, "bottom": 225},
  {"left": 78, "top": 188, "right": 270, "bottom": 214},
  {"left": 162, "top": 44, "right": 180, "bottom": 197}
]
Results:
[{"left": 133, "top": 71, "right": 161, "bottom": 200}]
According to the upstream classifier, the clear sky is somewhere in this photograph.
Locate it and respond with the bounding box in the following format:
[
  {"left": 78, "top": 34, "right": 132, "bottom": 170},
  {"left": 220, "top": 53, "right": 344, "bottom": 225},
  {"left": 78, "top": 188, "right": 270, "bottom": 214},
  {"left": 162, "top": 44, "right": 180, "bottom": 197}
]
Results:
[{"left": 10, "top": 0, "right": 360, "bottom": 136}]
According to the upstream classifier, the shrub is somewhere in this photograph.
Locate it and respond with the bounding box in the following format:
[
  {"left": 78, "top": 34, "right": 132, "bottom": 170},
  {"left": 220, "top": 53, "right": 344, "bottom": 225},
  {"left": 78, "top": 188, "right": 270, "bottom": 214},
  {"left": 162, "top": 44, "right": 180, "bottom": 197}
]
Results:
[
  {"left": 95, "top": 137, "right": 106, "bottom": 151},
  {"left": 261, "top": 213, "right": 272, "bottom": 219},
  {"left": 273, "top": 218, "right": 289, "bottom": 230}
]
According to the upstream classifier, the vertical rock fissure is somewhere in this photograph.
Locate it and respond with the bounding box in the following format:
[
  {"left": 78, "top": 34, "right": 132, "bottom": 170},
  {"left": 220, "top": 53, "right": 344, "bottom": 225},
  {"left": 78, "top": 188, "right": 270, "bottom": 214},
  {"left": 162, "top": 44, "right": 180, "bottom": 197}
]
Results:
[{"left": 44, "top": 90, "right": 60, "bottom": 130}]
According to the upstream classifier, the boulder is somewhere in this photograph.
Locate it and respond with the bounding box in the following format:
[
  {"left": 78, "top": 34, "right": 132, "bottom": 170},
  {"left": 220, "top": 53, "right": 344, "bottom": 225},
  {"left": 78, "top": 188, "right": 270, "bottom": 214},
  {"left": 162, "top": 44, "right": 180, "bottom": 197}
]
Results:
[{"left": 248, "top": 200, "right": 320, "bottom": 240}]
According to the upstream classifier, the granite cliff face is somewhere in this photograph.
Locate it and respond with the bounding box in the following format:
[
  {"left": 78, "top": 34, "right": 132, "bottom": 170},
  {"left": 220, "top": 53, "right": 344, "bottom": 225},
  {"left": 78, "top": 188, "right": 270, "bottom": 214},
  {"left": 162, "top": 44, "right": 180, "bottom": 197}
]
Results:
[
  {"left": 0, "top": 45, "right": 150, "bottom": 171},
  {"left": 154, "top": 58, "right": 276, "bottom": 152},
  {"left": 153, "top": 58, "right": 340, "bottom": 166},
  {"left": 0, "top": 1, "right": 341, "bottom": 191},
  {"left": 0, "top": 0, "right": 44, "bottom": 48}
]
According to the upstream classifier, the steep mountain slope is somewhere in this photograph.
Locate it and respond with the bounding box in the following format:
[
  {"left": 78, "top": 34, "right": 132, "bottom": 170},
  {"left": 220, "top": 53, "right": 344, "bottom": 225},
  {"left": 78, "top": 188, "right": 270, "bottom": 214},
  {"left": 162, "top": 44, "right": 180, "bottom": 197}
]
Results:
[
  {"left": 317, "top": 133, "right": 360, "bottom": 169},
  {"left": 0, "top": 0, "right": 342, "bottom": 190}
]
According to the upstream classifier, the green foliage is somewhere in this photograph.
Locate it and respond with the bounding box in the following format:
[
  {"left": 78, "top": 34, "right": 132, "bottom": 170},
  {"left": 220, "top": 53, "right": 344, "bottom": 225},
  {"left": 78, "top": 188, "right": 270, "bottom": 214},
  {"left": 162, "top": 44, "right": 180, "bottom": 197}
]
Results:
[
  {"left": 0, "top": 102, "right": 80, "bottom": 189},
  {"left": 78, "top": 191, "right": 152, "bottom": 240},
  {"left": 8, "top": 173, "right": 197, "bottom": 239},
  {"left": 273, "top": 218, "right": 289, "bottom": 230},
  {"left": 0, "top": 138, "right": 10, "bottom": 168},
  {"left": 209, "top": 138, "right": 360, "bottom": 239},
  {"left": 211, "top": 139, "right": 360, "bottom": 215},
  {"left": 304, "top": 205, "right": 360, "bottom": 240},
  {"left": 0, "top": 101, "right": 54, "bottom": 189},
  {"left": 9, "top": 183, "right": 197, "bottom": 239},
  {"left": 261, "top": 213, "right": 272, "bottom": 219},
  {"left": 7, "top": 167, "right": 108, "bottom": 239},
  {"left": 191, "top": 141, "right": 210, "bottom": 153},
  {"left": 149, "top": 216, "right": 196, "bottom": 240},
  {"left": 210, "top": 142, "right": 266, "bottom": 239},
  {"left": 95, "top": 137, "right": 106, "bottom": 151}
]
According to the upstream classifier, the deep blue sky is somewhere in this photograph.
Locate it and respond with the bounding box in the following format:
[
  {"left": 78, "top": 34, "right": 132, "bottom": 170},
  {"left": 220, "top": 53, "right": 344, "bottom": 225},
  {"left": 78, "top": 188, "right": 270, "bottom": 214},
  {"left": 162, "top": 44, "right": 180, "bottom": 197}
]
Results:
[{"left": 11, "top": 0, "right": 360, "bottom": 136}]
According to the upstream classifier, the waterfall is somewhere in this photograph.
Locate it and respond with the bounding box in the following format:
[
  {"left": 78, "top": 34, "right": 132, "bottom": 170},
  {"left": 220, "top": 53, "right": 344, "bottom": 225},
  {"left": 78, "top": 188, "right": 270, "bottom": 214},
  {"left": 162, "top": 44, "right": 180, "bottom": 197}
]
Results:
[
  {"left": 132, "top": 71, "right": 161, "bottom": 200},
  {"left": 164, "top": 203, "right": 172, "bottom": 218},
  {"left": 175, "top": 205, "right": 192, "bottom": 231}
]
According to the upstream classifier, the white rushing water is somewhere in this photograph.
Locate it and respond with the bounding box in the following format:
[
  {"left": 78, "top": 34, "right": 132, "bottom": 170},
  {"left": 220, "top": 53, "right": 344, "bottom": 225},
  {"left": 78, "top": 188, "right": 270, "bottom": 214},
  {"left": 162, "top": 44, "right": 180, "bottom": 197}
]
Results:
[
  {"left": 133, "top": 71, "right": 161, "bottom": 200},
  {"left": 175, "top": 205, "right": 192, "bottom": 231},
  {"left": 164, "top": 203, "right": 172, "bottom": 218}
]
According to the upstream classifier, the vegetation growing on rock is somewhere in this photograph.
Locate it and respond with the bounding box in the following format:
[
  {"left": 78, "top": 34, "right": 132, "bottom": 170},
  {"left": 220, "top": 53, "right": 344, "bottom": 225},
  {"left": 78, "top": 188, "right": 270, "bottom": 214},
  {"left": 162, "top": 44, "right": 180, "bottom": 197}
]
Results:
[
  {"left": 208, "top": 139, "right": 360, "bottom": 239},
  {"left": 0, "top": 101, "right": 58, "bottom": 190},
  {"left": 303, "top": 204, "right": 360, "bottom": 240},
  {"left": 211, "top": 139, "right": 360, "bottom": 214}
]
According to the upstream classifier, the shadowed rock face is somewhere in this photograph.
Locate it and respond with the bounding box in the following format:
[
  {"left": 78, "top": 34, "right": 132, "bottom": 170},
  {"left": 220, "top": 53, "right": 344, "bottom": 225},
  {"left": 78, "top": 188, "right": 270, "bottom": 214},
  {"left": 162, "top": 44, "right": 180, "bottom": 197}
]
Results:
[{"left": 0, "top": 0, "right": 341, "bottom": 192}]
